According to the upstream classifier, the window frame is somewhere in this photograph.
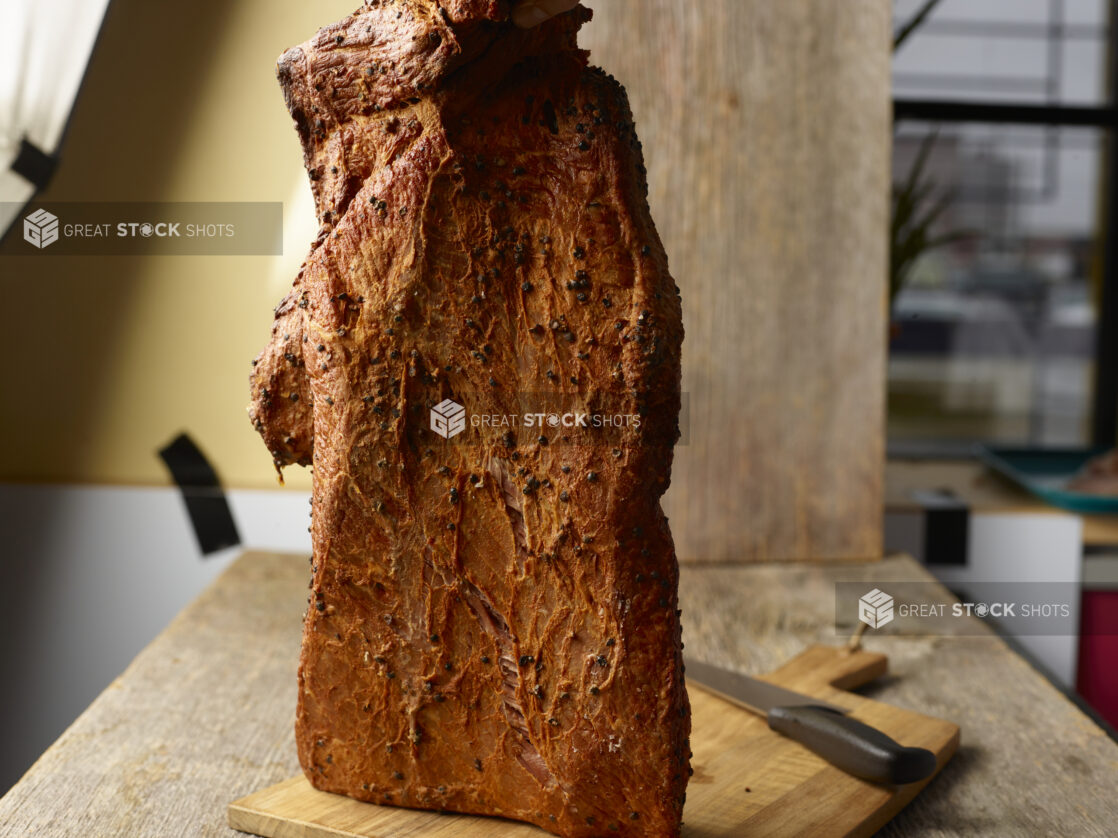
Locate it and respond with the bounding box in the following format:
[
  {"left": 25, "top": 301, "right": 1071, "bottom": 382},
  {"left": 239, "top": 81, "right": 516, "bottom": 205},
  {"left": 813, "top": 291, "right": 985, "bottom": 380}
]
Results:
[{"left": 892, "top": 1, "right": 1118, "bottom": 447}]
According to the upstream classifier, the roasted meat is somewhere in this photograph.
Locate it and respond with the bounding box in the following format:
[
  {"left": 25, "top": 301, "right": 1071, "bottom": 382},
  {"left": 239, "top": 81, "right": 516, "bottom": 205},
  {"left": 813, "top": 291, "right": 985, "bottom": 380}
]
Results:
[{"left": 248, "top": 2, "right": 689, "bottom": 835}]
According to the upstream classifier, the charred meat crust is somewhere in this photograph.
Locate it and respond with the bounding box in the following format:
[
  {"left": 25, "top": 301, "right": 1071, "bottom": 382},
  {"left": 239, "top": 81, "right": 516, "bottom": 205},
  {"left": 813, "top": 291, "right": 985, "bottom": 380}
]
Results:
[{"left": 249, "top": 3, "right": 689, "bottom": 836}]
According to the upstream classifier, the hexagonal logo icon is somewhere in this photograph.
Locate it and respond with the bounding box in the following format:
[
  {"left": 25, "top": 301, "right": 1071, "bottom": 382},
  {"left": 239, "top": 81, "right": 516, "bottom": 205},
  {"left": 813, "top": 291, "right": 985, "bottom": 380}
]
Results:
[
  {"left": 23, "top": 208, "right": 59, "bottom": 249},
  {"left": 858, "top": 588, "right": 894, "bottom": 629},
  {"left": 430, "top": 398, "right": 466, "bottom": 439}
]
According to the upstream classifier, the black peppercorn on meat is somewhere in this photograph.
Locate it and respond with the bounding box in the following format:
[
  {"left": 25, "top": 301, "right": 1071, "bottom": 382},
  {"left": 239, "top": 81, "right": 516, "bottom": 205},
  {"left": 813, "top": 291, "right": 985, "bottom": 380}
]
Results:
[{"left": 248, "top": 2, "right": 688, "bottom": 836}]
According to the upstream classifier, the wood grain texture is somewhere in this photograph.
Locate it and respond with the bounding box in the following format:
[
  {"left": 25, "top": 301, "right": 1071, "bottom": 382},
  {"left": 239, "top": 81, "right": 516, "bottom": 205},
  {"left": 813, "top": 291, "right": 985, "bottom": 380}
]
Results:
[
  {"left": 0, "top": 552, "right": 308, "bottom": 838},
  {"left": 228, "top": 645, "right": 958, "bottom": 838},
  {"left": 1, "top": 551, "right": 1116, "bottom": 837},
  {"left": 579, "top": 0, "right": 891, "bottom": 561}
]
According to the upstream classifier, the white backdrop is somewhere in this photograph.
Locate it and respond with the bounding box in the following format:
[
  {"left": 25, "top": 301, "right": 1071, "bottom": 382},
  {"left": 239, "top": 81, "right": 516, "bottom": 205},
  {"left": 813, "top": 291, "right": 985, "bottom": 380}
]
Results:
[{"left": 0, "top": 0, "right": 110, "bottom": 233}]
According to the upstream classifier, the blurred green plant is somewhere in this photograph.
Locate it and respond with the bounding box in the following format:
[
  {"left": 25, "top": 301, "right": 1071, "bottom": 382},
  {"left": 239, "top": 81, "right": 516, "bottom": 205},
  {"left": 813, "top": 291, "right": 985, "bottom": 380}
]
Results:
[
  {"left": 894, "top": 0, "right": 941, "bottom": 51},
  {"left": 890, "top": 0, "right": 972, "bottom": 305},
  {"left": 890, "top": 131, "right": 972, "bottom": 301}
]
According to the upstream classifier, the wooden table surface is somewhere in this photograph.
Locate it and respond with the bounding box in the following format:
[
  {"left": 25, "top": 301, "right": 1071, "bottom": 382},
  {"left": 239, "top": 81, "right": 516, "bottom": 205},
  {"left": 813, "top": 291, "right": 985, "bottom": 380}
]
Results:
[
  {"left": 887, "top": 458, "right": 1118, "bottom": 548},
  {"left": 1, "top": 551, "right": 1115, "bottom": 837}
]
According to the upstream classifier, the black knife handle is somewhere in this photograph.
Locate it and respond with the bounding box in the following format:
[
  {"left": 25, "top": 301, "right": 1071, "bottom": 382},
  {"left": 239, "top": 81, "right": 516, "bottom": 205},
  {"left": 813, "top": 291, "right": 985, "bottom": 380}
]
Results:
[{"left": 767, "top": 705, "right": 938, "bottom": 785}]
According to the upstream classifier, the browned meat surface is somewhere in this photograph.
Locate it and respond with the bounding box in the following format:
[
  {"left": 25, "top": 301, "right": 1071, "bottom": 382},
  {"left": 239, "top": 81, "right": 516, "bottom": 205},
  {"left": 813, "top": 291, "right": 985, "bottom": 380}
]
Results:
[{"left": 248, "top": 2, "right": 689, "bottom": 835}]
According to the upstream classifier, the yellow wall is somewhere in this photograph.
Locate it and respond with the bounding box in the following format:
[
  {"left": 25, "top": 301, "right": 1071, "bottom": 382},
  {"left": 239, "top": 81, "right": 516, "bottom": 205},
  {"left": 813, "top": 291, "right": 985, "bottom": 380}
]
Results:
[
  {"left": 1, "top": 0, "right": 889, "bottom": 554},
  {"left": 0, "top": 0, "right": 358, "bottom": 490}
]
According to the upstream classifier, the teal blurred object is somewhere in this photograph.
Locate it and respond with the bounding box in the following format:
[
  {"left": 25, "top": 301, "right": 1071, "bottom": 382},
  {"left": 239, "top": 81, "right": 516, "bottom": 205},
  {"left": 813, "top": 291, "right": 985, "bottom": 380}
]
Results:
[{"left": 976, "top": 446, "right": 1118, "bottom": 515}]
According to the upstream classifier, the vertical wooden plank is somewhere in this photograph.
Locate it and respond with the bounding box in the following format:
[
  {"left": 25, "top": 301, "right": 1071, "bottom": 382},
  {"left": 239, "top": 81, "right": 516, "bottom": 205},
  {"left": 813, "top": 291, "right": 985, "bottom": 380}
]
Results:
[{"left": 581, "top": 0, "right": 891, "bottom": 561}]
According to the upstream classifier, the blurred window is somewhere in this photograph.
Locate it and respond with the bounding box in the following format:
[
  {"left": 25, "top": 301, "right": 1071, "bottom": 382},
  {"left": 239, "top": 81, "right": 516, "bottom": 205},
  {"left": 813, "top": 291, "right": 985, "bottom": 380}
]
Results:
[{"left": 890, "top": 0, "right": 1112, "bottom": 451}]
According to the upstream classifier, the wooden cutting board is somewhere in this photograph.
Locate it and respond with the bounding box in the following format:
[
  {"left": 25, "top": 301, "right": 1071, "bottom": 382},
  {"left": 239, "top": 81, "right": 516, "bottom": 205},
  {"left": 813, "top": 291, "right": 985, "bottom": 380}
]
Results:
[{"left": 228, "top": 645, "right": 959, "bottom": 837}]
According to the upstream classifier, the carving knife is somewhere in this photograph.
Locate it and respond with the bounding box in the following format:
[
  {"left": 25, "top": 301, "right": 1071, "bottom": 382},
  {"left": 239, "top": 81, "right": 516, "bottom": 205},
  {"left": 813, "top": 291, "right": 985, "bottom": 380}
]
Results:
[{"left": 684, "top": 657, "right": 938, "bottom": 785}]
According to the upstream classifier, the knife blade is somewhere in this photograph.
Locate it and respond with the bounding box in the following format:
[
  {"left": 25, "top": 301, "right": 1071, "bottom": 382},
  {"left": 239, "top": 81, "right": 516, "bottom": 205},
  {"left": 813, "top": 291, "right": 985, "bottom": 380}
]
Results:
[
  {"left": 684, "top": 656, "right": 938, "bottom": 785},
  {"left": 684, "top": 658, "right": 850, "bottom": 715}
]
